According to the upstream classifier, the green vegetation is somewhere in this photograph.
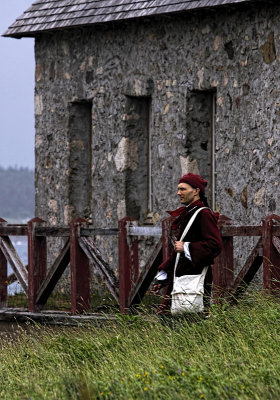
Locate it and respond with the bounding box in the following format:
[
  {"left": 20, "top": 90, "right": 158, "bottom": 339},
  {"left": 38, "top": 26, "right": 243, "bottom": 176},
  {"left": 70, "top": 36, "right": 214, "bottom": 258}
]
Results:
[
  {"left": 0, "top": 166, "right": 34, "bottom": 222},
  {"left": 0, "top": 291, "right": 279, "bottom": 399},
  {"left": 7, "top": 289, "right": 159, "bottom": 312}
]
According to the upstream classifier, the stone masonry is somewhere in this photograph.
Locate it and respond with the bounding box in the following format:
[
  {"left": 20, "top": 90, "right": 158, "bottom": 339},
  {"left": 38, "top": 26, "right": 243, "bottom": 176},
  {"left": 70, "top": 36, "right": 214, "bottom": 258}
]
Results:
[{"left": 34, "top": 3, "right": 280, "bottom": 273}]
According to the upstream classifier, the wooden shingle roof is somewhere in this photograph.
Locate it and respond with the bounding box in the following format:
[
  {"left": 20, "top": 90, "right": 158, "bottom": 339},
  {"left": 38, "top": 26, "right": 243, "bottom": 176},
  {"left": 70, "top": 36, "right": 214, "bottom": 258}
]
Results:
[{"left": 3, "top": 0, "right": 263, "bottom": 38}]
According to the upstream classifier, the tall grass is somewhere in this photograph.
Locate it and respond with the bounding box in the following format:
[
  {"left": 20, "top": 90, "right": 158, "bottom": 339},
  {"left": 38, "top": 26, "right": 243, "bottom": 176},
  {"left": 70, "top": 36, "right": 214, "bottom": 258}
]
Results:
[{"left": 0, "top": 291, "right": 279, "bottom": 399}]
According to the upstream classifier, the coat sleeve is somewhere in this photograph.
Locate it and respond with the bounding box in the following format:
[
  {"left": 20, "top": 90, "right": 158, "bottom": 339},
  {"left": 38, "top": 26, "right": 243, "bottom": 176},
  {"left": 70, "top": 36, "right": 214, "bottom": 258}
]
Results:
[{"left": 188, "top": 209, "right": 222, "bottom": 267}]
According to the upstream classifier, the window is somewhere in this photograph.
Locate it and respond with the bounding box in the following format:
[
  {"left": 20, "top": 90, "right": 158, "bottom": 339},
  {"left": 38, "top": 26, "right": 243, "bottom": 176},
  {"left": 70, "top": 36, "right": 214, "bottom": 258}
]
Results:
[
  {"left": 68, "top": 101, "right": 92, "bottom": 219},
  {"left": 124, "top": 96, "right": 151, "bottom": 221},
  {"left": 186, "top": 90, "right": 217, "bottom": 208}
]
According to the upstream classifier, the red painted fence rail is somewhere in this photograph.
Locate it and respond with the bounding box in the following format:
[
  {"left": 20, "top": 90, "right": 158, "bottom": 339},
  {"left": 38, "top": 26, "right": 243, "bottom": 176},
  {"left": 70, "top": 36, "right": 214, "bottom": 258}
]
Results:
[{"left": 0, "top": 214, "right": 279, "bottom": 315}]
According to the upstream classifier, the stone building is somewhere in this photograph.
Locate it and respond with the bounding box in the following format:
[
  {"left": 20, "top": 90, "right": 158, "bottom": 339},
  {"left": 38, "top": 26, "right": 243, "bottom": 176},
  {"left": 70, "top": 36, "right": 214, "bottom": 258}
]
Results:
[{"left": 3, "top": 0, "right": 280, "bottom": 271}]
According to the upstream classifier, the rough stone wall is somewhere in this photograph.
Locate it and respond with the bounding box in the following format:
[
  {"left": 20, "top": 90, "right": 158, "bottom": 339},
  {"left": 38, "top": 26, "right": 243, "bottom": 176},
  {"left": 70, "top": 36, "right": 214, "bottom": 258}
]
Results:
[{"left": 34, "top": 4, "right": 280, "bottom": 277}]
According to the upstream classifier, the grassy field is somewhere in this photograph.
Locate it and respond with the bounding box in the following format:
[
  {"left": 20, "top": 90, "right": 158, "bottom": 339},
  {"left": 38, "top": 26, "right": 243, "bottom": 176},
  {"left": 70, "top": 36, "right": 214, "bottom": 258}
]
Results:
[{"left": 0, "top": 291, "right": 279, "bottom": 399}]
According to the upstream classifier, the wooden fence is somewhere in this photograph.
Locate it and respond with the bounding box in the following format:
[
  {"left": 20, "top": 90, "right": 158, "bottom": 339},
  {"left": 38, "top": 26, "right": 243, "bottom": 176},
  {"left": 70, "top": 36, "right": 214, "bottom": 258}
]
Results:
[{"left": 0, "top": 214, "right": 280, "bottom": 315}]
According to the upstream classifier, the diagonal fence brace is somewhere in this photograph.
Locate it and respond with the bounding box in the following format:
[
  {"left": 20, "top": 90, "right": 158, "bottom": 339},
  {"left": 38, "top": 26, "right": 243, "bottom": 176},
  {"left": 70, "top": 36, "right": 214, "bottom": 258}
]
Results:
[
  {"left": 0, "top": 236, "right": 28, "bottom": 294},
  {"left": 36, "top": 239, "right": 70, "bottom": 306},
  {"left": 78, "top": 236, "right": 119, "bottom": 302},
  {"left": 231, "top": 238, "right": 263, "bottom": 300},
  {"left": 128, "top": 240, "right": 162, "bottom": 307}
]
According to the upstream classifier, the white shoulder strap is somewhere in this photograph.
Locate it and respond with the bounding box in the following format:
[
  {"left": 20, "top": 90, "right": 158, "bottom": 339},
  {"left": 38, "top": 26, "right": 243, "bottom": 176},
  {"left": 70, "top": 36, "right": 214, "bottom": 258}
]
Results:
[
  {"left": 174, "top": 207, "right": 208, "bottom": 277},
  {"left": 179, "top": 207, "right": 207, "bottom": 241}
]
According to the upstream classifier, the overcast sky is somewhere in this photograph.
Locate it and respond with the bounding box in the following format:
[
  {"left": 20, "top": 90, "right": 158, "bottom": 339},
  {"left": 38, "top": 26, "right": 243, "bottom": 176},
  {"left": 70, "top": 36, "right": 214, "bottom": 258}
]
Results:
[{"left": 0, "top": 0, "right": 35, "bottom": 169}]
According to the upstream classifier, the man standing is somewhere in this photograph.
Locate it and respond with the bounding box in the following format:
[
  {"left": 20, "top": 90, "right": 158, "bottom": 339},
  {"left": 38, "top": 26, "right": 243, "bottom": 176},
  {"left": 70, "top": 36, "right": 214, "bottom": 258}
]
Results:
[{"left": 153, "top": 173, "right": 222, "bottom": 314}]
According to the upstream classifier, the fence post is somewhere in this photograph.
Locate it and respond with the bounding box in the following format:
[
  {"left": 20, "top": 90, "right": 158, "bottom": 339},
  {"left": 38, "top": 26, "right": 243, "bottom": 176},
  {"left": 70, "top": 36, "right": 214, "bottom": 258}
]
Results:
[
  {"left": 118, "top": 217, "right": 139, "bottom": 313},
  {"left": 161, "top": 216, "right": 174, "bottom": 261},
  {"left": 262, "top": 215, "right": 280, "bottom": 294},
  {"left": 0, "top": 218, "right": 8, "bottom": 307},
  {"left": 70, "top": 218, "right": 90, "bottom": 314},
  {"left": 28, "top": 218, "right": 47, "bottom": 312},
  {"left": 212, "top": 215, "right": 234, "bottom": 302}
]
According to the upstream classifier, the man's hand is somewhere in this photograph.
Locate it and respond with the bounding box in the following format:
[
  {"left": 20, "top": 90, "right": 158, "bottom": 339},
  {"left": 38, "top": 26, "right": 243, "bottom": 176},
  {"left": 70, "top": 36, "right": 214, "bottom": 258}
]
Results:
[{"left": 174, "top": 241, "right": 184, "bottom": 253}]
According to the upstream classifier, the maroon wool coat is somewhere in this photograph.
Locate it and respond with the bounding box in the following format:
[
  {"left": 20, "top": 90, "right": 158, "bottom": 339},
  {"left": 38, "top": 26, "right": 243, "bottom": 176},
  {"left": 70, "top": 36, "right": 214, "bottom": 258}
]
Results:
[{"left": 159, "top": 199, "right": 222, "bottom": 277}]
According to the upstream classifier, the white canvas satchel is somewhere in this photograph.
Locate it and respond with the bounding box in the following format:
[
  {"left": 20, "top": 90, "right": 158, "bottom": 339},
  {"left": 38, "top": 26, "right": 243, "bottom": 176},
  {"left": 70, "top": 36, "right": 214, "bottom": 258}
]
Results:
[{"left": 171, "top": 207, "right": 208, "bottom": 315}]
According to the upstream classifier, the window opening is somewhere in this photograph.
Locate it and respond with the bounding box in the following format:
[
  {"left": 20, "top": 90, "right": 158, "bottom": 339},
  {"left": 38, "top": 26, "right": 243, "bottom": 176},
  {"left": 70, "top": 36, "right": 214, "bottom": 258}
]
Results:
[
  {"left": 186, "top": 90, "right": 216, "bottom": 209},
  {"left": 68, "top": 101, "right": 92, "bottom": 219},
  {"left": 124, "top": 96, "right": 151, "bottom": 222}
]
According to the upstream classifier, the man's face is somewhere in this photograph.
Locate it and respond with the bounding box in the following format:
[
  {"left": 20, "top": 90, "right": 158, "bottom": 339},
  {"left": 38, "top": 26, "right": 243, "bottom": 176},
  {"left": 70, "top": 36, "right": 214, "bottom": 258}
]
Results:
[{"left": 177, "top": 183, "right": 199, "bottom": 205}]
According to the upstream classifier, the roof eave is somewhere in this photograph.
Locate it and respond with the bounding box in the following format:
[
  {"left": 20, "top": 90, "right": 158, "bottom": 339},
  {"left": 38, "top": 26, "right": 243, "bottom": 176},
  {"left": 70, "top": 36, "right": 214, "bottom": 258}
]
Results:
[{"left": 1, "top": 0, "right": 265, "bottom": 39}]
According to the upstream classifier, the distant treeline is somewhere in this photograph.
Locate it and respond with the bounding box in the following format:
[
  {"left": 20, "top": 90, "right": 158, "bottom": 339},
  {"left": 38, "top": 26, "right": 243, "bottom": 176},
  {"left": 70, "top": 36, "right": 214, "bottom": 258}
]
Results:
[{"left": 0, "top": 166, "right": 35, "bottom": 222}]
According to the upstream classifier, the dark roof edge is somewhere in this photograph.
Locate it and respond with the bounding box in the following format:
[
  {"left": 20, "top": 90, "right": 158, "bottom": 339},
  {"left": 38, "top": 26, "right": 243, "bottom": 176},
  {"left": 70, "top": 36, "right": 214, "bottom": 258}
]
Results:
[{"left": 2, "top": 0, "right": 266, "bottom": 39}]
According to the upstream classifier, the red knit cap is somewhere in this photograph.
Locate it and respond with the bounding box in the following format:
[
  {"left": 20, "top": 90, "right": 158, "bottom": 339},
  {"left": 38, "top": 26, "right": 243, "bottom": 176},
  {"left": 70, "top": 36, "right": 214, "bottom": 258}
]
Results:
[{"left": 178, "top": 173, "right": 207, "bottom": 194}]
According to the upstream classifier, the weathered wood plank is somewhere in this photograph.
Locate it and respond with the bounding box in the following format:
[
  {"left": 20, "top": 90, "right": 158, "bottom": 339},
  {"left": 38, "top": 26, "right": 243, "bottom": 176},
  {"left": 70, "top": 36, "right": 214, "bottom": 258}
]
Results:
[
  {"left": 272, "top": 226, "right": 280, "bottom": 236},
  {"left": 81, "top": 228, "right": 119, "bottom": 236},
  {"left": 36, "top": 239, "right": 70, "bottom": 306},
  {"left": 0, "top": 226, "right": 28, "bottom": 236},
  {"left": 231, "top": 238, "right": 263, "bottom": 299},
  {"left": 7, "top": 273, "right": 17, "bottom": 285},
  {"left": 126, "top": 224, "right": 280, "bottom": 238},
  {"left": 220, "top": 225, "right": 262, "bottom": 236},
  {"left": 79, "top": 236, "right": 119, "bottom": 302},
  {"left": 212, "top": 236, "right": 234, "bottom": 301},
  {"left": 127, "top": 226, "right": 162, "bottom": 237},
  {"left": 4, "top": 223, "right": 277, "bottom": 239},
  {"left": 0, "top": 236, "right": 28, "bottom": 294},
  {"left": 118, "top": 218, "right": 139, "bottom": 313},
  {"left": 35, "top": 226, "right": 119, "bottom": 237},
  {"left": 0, "top": 219, "right": 8, "bottom": 306},
  {"left": 35, "top": 227, "right": 70, "bottom": 237},
  {"left": 129, "top": 240, "right": 162, "bottom": 307},
  {"left": 272, "top": 235, "right": 280, "bottom": 255},
  {"left": 70, "top": 219, "right": 91, "bottom": 314},
  {"left": 262, "top": 215, "right": 280, "bottom": 293},
  {"left": 0, "top": 308, "right": 117, "bottom": 325},
  {"left": 28, "top": 218, "right": 47, "bottom": 312},
  {"left": 0, "top": 247, "right": 7, "bottom": 306}
]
